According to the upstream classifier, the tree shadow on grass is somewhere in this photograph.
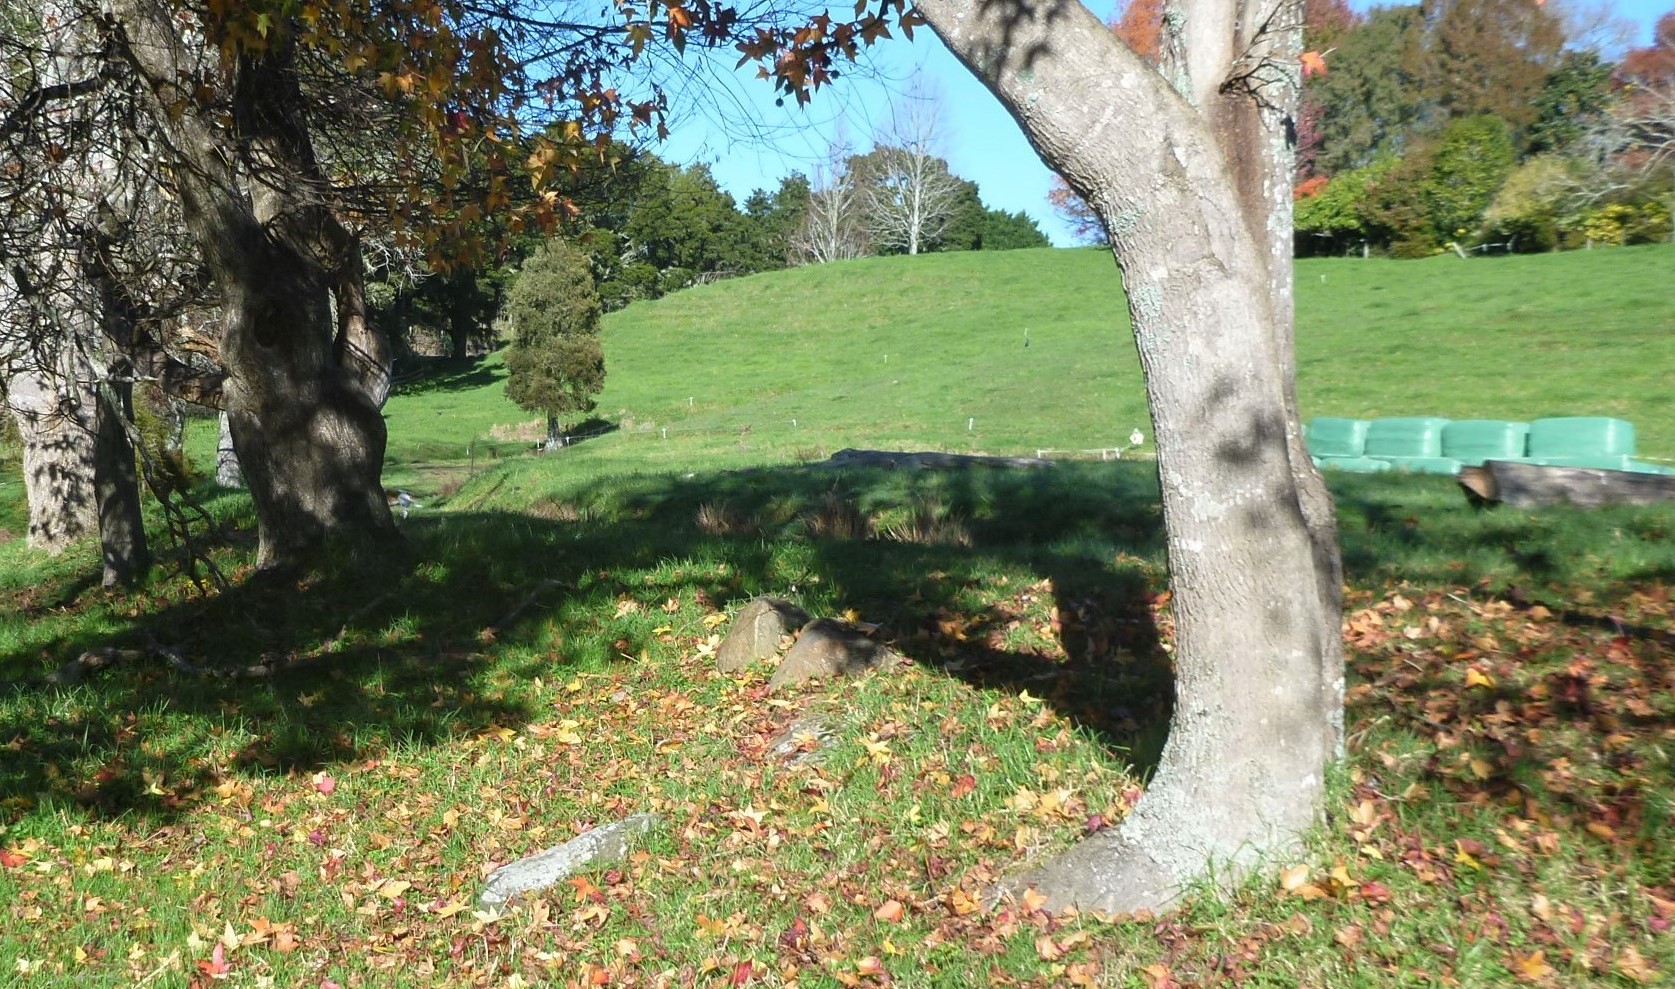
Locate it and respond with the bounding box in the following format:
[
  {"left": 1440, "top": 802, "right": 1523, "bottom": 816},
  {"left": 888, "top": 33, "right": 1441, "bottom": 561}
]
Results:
[
  {"left": 390, "top": 355, "right": 505, "bottom": 396},
  {"left": 1331, "top": 471, "right": 1675, "bottom": 592},
  {"left": 0, "top": 460, "right": 1175, "bottom": 825}
]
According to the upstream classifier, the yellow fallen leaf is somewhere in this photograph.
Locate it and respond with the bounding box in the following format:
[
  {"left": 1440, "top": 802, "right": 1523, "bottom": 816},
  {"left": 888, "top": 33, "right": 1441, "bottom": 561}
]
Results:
[
  {"left": 948, "top": 888, "right": 981, "bottom": 916},
  {"left": 1509, "top": 950, "right": 1553, "bottom": 982},
  {"left": 378, "top": 879, "right": 412, "bottom": 899},
  {"left": 1465, "top": 667, "right": 1495, "bottom": 688},
  {"left": 1279, "top": 864, "right": 1311, "bottom": 892}
]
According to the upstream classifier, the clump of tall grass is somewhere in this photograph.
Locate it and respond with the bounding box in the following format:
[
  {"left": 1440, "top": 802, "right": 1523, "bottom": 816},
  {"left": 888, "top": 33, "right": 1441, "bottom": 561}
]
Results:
[
  {"left": 876, "top": 494, "right": 972, "bottom": 547},
  {"left": 800, "top": 489, "right": 872, "bottom": 541}
]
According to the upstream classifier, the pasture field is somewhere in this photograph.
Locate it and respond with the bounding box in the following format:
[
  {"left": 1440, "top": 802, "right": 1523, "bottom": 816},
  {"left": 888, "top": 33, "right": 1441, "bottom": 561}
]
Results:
[
  {"left": 373, "top": 243, "right": 1675, "bottom": 500},
  {"left": 1, "top": 245, "right": 1672, "bottom": 987}
]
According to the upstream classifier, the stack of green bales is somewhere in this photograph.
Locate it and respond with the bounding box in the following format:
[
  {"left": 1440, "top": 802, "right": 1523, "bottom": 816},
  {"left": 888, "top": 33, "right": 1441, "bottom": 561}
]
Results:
[{"left": 1305, "top": 416, "right": 1675, "bottom": 475}]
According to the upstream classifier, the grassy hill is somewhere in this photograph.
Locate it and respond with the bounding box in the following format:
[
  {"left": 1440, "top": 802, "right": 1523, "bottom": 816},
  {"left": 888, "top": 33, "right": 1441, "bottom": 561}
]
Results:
[{"left": 379, "top": 243, "right": 1675, "bottom": 503}]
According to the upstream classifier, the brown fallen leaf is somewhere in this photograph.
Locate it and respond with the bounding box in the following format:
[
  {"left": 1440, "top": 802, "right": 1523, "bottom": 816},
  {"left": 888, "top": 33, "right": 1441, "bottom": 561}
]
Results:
[{"left": 1616, "top": 945, "right": 1656, "bottom": 984}]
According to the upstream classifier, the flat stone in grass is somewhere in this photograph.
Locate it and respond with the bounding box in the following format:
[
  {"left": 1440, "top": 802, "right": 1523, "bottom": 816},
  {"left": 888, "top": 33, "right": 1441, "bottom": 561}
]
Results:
[
  {"left": 766, "top": 712, "right": 839, "bottom": 767},
  {"left": 716, "top": 597, "right": 811, "bottom": 673},
  {"left": 768, "top": 618, "right": 904, "bottom": 690},
  {"left": 478, "top": 813, "right": 660, "bottom": 907}
]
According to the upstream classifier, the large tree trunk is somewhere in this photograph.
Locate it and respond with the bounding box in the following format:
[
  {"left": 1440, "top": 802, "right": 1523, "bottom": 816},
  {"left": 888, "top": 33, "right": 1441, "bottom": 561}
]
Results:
[
  {"left": 5, "top": 356, "right": 98, "bottom": 553},
  {"left": 918, "top": 0, "right": 1340, "bottom": 912},
  {"left": 109, "top": 0, "right": 395, "bottom": 569}
]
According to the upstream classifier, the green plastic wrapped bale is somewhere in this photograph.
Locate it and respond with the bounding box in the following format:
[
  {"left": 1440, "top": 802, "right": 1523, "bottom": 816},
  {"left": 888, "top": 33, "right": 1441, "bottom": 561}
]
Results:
[
  {"left": 1317, "top": 456, "right": 1394, "bottom": 473},
  {"left": 1628, "top": 460, "right": 1675, "bottom": 476},
  {"left": 1527, "top": 417, "right": 1636, "bottom": 459},
  {"left": 1379, "top": 456, "right": 1464, "bottom": 475},
  {"left": 1305, "top": 417, "right": 1368, "bottom": 458},
  {"left": 1442, "top": 420, "right": 1529, "bottom": 465},
  {"left": 1364, "top": 417, "right": 1450, "bottom": 458}
]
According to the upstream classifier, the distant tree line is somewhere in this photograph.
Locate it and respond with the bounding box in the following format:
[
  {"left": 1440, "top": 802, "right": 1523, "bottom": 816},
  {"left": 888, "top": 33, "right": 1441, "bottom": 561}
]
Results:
[
  {"left": 372, "top": 131, "right": 1049, "bottom": 361},
  {"left": 1050, "top": 0, "right": 1675, "bottom": 258}
]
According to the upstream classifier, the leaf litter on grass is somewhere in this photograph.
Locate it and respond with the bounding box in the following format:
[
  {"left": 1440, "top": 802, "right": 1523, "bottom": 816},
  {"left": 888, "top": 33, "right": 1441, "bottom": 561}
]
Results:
[{"left": 4, "top": 462, "right": 1675, "bottom": 987}]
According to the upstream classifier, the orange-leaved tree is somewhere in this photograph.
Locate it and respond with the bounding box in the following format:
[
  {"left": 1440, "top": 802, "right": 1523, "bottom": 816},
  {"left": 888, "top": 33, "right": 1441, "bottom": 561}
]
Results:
[{"left": 1, "top": 0, "right": 706, "bottom": 569}]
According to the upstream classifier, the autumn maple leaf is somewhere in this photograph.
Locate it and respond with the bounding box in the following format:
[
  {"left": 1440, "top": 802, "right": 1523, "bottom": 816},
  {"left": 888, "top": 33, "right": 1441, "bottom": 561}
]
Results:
[
  {"left": 197, "top": 942, "right": 232, "bottom": 979},
  {"left": 1300, "top": 50, "right": 1328, "bottom": 77}
]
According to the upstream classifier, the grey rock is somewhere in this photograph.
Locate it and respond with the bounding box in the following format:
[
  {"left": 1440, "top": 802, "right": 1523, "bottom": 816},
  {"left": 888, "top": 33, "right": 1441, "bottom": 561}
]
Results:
[
  {"left": 768, "top": 618, "right": 903, "bottom": 690},
  {"left": 478, "top": 813, "right": 660, "bottom": 907},
  {"left": 716, "top": 597, "right": 811, "bottom": 673},
  {"left": 766, "top": 713, "right": 839, "bottom": 767}
]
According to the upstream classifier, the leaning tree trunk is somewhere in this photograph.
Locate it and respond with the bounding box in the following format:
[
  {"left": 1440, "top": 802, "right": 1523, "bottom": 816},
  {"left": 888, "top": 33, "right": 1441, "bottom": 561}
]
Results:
[
  {"left": 111, "top": 1, "right": 395, "bottom": 569},
  {"left": 93, "top": 373, "right": 148, "bottom": 585},
  {"left": 918, "top": 0, "right": 1340, "bottom": 912}
]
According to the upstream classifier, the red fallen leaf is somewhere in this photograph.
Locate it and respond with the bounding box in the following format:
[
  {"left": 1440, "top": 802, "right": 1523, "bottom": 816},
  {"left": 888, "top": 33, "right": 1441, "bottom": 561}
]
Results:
[
  {"left": 1359, "top": 881, "right": 1392, "bottom": 904},
  {"left": 312, "top": 773, "right": 336, "bottom": 795},
  {"left": 0, "top": 848, "right": 26, "bottom": 868},
  {"left": 779, "top": 917, "right": 810, "bottom": 952},
  {"left": 950, "top": 774, "right": 977, "bottom": 798},
  {"left": 197, "top": 942, "right": 232, "bottom": 979},
  {"left": 729, "top": 960, "right": 756, "bottom": 986}
]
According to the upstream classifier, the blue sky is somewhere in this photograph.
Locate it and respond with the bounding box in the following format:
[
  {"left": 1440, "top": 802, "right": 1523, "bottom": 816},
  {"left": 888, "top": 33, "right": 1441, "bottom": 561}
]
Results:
[{"left": 656, "top": 1, "right": 1671, "bottom": 246}]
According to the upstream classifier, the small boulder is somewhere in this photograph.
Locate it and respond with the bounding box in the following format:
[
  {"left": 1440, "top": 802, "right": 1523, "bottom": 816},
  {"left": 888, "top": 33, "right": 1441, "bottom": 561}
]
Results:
[
  {"left": 479, "top": 813, "right": 660, "bottom": 907},
  {"left": 768, "top": 619, "right": 903, "bottom": 690},
  {"left": 717, "top": 597, "right": 811, "bottom": 673}
]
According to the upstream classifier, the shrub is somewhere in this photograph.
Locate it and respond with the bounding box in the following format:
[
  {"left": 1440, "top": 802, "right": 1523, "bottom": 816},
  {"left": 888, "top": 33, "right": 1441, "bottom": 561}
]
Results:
[
  {"left": 1481, "top": 155, "right": 1576, "bottom": 252},
  {"left": 503, "top": 240, "right": 607, "bottom": 448}
]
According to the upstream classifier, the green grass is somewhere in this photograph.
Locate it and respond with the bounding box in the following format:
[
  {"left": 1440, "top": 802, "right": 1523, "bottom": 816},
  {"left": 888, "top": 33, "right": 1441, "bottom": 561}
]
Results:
[
  {"left": 370, "top": 245, "right": 1675, "bottom": 508},
  {"left": 2, "top": 245, "right": 1673, "bottom": 987},
  {"left": 1297, "top": 248, "right": 1675, "bottom": 455}
]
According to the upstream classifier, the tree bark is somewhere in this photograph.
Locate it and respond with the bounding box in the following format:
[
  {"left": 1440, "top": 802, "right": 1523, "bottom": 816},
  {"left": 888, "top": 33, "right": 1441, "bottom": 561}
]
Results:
[
  {"left": 917, "top": 0, "right": 1339, "bottom": 912},
  {"left": 5, "top": 355, "right": 98, "bottom": 553},
  {"left": 108, "top": 0, "right": 396, "bottom": 569},
  {"left": 94, "top": 373, "right": 148, "bottom": 585},
  {"left": 215, "top": 411, "right": 243, "bottom": 488}
]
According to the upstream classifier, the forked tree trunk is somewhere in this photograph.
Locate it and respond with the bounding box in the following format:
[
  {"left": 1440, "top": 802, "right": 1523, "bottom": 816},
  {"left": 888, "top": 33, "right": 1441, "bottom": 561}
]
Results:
[
  {"left": 111, "top": 0, "right": 395, "bottom": 569},
  {"left": 918, "top": 0, "right": 1341, "bottom": 912}
]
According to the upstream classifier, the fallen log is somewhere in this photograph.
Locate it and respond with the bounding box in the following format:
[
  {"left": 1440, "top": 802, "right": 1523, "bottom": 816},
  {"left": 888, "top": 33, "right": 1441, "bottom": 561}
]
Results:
[
  {"left": 1459, "top": 460, "right": 1675, "bottom": 508},
  {"left": 822, "top": 448, "right": 1054, "bottom": 470}
]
